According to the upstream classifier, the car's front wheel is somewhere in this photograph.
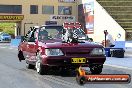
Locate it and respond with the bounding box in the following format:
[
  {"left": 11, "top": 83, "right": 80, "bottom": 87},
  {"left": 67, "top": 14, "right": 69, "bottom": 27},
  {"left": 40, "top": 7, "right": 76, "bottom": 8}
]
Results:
[
  {"left": 36, "top": 52, "right": 48, "bottom": 75},
  {"left": 90, "top": 64, "right": 103, "bottom": 74}
]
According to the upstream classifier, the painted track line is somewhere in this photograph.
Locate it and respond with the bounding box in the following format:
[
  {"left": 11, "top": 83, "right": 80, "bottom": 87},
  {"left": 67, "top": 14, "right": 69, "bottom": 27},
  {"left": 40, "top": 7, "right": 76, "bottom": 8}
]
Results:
[
  {"left": 104, "top": 64, "right": 132, "bottom": 70},
  {"left": 0, "top": 47, "right": 6, "bottom": 48},
  {"left": 0, "top": 46, "right": 17, "bottom": 50}
]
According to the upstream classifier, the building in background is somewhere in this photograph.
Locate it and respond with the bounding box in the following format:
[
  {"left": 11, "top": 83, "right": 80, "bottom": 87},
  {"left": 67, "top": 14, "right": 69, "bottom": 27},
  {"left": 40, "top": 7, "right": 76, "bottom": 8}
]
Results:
[
  {"left": 0, "top": 0, "right": 131, "bottom": 42},
  {"left": 0, "top": 0, "right": 77, "bottom": 36}
]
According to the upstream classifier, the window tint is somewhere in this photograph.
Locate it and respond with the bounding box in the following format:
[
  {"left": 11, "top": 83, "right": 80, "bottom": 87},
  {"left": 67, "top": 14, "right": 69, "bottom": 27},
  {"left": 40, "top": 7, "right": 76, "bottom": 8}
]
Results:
[
  {"left": 38, "top": 26, "right": 63, "bottom": 42},
  {"left": 30, "top": 5, "right": 38, "bottom": 14},
  {"left": 0, "top": 5, "right": 22, "bottom": 14},
  {"left": 42, "top": 6, "right": 54, "bottom": 14}
]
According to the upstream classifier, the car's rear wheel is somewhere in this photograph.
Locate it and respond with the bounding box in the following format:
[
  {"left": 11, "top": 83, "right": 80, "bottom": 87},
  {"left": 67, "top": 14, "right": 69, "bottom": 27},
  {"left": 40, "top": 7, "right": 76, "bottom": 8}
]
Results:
[
  {"left": 18, "top": 50, "right": 25, "bottom": 62},
  {"left": 26, "top": 63, "right": 35, "bottom": 69},
  {"left": 36, "top": 52, "right": 48, "bottom": 75},
  {"left": 90, "top": 64, "right": 103, "bottom": 74}
]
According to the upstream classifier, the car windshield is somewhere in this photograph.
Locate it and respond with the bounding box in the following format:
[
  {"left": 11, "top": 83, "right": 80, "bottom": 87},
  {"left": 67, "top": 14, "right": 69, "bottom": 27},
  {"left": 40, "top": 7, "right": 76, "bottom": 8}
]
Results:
[
  {"left": 73, "top": 28, "right": 87, "bottom": 40},
  {"left": 63, "top": 28, "right": 88, "bottom": 41},
  {"left": 38, "top": 26, "right": 63, "bottom": 42},
  {"left": 38, "top": 26, "right": 88, "bottom": 43}
]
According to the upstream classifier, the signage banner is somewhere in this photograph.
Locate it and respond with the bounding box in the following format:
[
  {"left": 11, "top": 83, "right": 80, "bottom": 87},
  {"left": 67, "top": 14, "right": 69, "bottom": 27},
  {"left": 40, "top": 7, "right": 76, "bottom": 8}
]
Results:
[
  {"left": 50, "top": 15, "right": 75, "bottom": 22},
  {"left": 83, "top": 0, "right": 94, "bottom": 34},
  {"left": 78, "top": 4, "right": 85, "bottom": 32},
  {"left": 0, "top": 15, "right": 24, "bottom": 20}
]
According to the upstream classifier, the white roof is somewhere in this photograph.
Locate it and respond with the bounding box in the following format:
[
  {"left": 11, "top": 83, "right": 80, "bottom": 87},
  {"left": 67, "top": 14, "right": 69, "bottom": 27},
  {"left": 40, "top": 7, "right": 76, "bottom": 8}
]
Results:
[{"left": 34, "top": 26, "right": 39, "bottom": 28}]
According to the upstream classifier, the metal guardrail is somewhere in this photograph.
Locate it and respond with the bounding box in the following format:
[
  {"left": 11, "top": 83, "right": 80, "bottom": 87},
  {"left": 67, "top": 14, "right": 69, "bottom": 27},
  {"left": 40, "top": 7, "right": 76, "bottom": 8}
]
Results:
[{"left": 125, "top": 41, "right": 132, "bottom": 49}]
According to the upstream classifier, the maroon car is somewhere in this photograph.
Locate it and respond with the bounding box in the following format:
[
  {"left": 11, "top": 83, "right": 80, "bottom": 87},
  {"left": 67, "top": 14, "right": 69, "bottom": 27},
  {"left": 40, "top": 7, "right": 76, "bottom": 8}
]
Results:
[{"left": 18, "top": 23, "right": 106, "bottom": 75}]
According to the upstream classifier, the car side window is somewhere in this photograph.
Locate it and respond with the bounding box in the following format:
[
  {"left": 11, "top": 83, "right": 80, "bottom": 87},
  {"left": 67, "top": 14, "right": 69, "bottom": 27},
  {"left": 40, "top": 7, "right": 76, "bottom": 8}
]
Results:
[
  {"left": 22, "top": 34, "right": 28, "bottom": 42},
  {"left": 28, "top": 31, "right": 36, "bottom": 42},
  {"left": 38, "top": 29, "right": 48, "bottom": 41},
  {"left": 24, "top": 28, "right": 37, "bottom": 42}
]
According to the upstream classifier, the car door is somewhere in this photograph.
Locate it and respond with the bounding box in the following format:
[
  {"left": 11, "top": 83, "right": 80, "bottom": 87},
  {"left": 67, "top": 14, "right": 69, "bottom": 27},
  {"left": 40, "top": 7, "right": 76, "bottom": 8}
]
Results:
[
  {"left": 26, "top": 30, "right": 37, "bottom": 62},
  {"left": 18, "top": 36, "right": 28, "bottom": 61},
  {"left": 26, "top": 42, "right": 36, "bottom": 60}
]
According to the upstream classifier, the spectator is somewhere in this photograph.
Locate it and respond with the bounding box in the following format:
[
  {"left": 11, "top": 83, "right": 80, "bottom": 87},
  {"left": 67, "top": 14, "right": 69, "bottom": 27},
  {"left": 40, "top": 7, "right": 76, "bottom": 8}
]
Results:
[{"left": 103, "top": 30, "right": 115, "bottom": 47}]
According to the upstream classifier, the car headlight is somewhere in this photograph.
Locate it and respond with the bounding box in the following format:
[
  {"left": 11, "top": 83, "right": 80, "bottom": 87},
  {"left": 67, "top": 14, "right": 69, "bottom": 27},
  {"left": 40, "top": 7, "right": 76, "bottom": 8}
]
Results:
[
  {"left": 45, "top": 49, "right": 64, "bottom": 56},
  {"left": 90, "top": 48, "right": 105, "bottom": 55}
]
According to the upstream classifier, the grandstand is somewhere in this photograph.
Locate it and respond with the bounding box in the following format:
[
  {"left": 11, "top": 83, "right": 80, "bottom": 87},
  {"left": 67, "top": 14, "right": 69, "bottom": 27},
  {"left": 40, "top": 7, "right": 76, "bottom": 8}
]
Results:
[{"left": 97, "top": 0, "right": 132, "bottom": 40}]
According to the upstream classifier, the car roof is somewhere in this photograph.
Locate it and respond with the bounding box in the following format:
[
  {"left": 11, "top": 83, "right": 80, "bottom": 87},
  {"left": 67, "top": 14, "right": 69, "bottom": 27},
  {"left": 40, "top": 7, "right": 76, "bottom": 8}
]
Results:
[{"left": 34, "top": 26, "right": 39, "bottom": 28}]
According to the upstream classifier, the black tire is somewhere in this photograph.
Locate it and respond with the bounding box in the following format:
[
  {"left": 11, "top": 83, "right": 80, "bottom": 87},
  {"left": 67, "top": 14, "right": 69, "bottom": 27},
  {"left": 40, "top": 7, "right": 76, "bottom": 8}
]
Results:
[
  {"left": 18, "top": 51, "right": 25, "bottom": 62},
  {"left": 60, "top": 68, "right": 69, "bottom": 76},
  {"left": 90, "top": 64, "right": 103, "bottom": 74},
  {"left": 38, "top": 64, "right": 48, "bottom": 75},
  {"left": 26, "top": 63, "right": 35, "bottom": 69},
  {"left": 36, "top": 52, "right": 48, "bottom": 75}
]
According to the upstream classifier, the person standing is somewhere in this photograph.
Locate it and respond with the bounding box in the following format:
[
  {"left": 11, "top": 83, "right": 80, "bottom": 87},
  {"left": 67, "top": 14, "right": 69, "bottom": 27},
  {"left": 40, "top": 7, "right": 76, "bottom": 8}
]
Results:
[{"left": 104, "top": 30, "right": 115, "bottom": 47}]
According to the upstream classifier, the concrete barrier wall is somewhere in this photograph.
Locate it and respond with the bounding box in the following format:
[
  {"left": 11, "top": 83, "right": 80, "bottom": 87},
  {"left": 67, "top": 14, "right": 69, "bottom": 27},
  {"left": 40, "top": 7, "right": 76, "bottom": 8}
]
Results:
[
  {"left": 10, "top": 39, "right": 132, "bottom": 48},
  {"left": 125, "top": 41, "right": 132, "bottom": 49},
  {"left": 10, "top": 39, "right": 21, "bottom": 47}
]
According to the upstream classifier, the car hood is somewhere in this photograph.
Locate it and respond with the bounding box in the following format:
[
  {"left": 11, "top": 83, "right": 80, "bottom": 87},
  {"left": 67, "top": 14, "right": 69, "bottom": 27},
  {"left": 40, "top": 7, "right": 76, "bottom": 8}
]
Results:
[{"left": 40, "top": 41, "right": 103, "bottom": 48}]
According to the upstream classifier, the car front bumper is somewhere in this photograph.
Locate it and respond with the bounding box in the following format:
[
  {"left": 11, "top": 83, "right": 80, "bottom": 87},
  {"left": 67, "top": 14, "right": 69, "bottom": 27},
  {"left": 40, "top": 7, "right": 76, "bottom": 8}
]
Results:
[{"left": 41, "top": 55, "right": 106, "bottom": 68}]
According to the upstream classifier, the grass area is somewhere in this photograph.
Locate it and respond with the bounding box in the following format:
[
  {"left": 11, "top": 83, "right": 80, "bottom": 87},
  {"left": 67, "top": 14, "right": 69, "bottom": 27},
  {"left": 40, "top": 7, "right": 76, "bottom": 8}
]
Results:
[{"left": 0, "top": 23, "right": 15, "bottom": 36}]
